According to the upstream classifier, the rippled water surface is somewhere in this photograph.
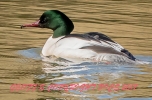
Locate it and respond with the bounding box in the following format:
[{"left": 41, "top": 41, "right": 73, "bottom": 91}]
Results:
[{"left": 0, "top": 0, "right": 152, "bottom": 100}]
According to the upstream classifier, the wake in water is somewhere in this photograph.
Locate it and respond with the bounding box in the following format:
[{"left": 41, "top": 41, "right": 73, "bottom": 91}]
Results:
[
  {"left": 41, "top": 54, "right": 150, "bottom": 66},
  {"left": 17, "top": 48, "right": 152, "bottom": 99},
  {"left": 18, "top": 48, "right": 151, "bottom": 66}
]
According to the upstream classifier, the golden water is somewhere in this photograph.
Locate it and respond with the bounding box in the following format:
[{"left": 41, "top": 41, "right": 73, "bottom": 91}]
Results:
[{"left": 0, "top": 0, "right": 152, "bottom": 100}]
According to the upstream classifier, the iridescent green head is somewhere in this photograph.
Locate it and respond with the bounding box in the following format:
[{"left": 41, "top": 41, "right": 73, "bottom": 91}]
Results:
[{"left": 21, "top": 10, "right": 74, "bottom": 38}]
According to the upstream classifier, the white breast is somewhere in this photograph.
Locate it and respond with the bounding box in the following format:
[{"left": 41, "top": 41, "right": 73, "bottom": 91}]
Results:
[{"left": 42, "top": 36, "right": 101, "bottom": 58}]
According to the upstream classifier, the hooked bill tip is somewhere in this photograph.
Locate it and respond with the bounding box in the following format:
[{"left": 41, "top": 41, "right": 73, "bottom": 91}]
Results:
[{"left": 20, "top": 25, "right": 24, "bottom": 29}]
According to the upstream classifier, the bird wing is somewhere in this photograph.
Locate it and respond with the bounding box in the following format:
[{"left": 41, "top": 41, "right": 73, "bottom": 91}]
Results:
[{"left": 56, "top": 32, "right": 135, "bottom": 60}]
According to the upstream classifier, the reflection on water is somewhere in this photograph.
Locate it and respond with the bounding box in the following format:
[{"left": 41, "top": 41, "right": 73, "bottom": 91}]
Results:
[{"left": 0, "top": 0, "right": 152, "bottom": 100}]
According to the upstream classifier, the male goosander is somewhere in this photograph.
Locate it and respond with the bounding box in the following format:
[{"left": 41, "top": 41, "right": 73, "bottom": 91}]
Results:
[{"left": 21, "top": 10, "right": 144, "bottom": 64}]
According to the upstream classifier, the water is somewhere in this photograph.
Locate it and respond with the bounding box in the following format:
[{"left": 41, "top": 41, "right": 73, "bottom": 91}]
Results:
[{"left": 0, "top": 0, "right": 152, "bottom": 100}]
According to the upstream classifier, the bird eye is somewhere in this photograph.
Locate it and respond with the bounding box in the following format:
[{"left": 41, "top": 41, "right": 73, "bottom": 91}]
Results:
[
  {"left": 40, "top": 15, "right": 48, "bottom": 24},
  {"left": 40, "top": 18, "right": 48, "bottom": 24},
  {"left": 43, "top": 18, "right": 48, "bottom": 23}
]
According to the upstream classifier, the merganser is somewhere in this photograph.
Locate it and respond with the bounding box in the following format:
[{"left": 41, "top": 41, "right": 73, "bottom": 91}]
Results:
[{"left": 21, "top": 10, "right": 142, "bottom": 64}]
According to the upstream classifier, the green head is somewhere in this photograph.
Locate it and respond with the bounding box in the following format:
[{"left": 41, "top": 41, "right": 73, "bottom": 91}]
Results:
[{"left": 21, "top": 10, "right": 74, "bottom": 38}]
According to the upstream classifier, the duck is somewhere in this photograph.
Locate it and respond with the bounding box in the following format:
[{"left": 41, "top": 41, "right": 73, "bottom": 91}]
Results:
[{"left": 21, "top": 10, "right": 144, "bottom": 64}]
